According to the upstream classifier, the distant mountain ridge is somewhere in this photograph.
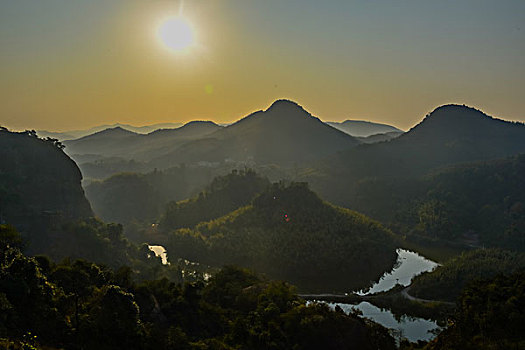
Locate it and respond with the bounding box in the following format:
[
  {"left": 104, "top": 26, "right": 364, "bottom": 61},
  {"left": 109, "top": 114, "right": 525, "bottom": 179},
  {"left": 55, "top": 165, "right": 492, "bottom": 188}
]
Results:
[
  {"left": 64, "top": 120, "right": 222, "bottom": 161},
  {"left": 327, "top": 120, "right": 402, "bottom": 137},
  {"left": 335, "top": 104, "right": 525, "bottom": 175},
  {"left": 355, "top": 131, "right": 403, "bottom": 144},
  {"left": 306, "top": 104, "right": 525, "bottom": 206},
  {"left": 151, "top": 99, "right": 360, "bottom": 167},
  {"left": 37, "top": 122, "right": 184, "bottom": 140}
]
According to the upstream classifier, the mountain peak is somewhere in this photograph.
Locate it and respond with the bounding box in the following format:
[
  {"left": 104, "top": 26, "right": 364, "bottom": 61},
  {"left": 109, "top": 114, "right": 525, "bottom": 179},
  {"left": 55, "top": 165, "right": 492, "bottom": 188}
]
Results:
[
  {"left": 425, "top": 104, "right": 491, "bottom": 121},
  {"left": 266, "top": 99, "right": 307, "bottom": 113},
  {"left": 400, "top": 104, "right": 525, "bottom": 145},
  {"left": 90, "top": 126, "right": 136, "bottom": 137},
  {"left": 182, "top": 120, "right": 219, "bottom": 128}
]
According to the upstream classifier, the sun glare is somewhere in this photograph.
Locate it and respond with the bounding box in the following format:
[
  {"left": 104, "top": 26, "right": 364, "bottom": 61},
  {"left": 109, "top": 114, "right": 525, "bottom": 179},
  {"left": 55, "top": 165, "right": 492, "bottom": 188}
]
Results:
[{"left": 158, "top": 17, "right": 195, "bottom": 52}]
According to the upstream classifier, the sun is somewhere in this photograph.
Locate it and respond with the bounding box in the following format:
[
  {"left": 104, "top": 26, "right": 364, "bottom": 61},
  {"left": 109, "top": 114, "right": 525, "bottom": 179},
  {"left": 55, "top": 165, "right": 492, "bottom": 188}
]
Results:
[{"left": 157, "top": 17, "right": 195, "bottom": 52}]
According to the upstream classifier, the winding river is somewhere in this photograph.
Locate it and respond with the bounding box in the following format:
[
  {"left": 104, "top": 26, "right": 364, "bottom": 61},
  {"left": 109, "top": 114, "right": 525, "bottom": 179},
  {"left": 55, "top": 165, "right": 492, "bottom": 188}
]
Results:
[
  {"left": 357, "top": 248, "right": 439, "bottom": 295},
  {"left": 151, "top": 244, "right": 442, "bottom": 342},
  {"left": 341, "top": 249, "right": 441, "bottom": 342}
]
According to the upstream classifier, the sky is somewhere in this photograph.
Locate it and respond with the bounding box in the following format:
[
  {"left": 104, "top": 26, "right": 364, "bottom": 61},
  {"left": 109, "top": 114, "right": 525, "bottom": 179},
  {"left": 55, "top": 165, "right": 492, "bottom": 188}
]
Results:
[{"left": 1, "top": 0, "right": 524, "bottom": 131}]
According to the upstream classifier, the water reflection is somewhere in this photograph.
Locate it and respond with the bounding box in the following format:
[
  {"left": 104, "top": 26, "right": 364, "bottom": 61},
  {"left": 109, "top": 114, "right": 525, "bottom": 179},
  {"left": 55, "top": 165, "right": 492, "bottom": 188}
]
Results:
[
  {"left": 329, "top": 301, "right": 440, "bottom": 342},
  {"left": 357, "top": 249, "right": 438, "bottom": 295}
]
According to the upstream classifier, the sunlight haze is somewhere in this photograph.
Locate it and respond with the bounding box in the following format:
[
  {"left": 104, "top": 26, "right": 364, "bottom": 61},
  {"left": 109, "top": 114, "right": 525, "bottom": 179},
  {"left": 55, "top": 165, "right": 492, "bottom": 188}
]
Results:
[{"left": 1, "top": 0, "right": 524, "bottom": 131}]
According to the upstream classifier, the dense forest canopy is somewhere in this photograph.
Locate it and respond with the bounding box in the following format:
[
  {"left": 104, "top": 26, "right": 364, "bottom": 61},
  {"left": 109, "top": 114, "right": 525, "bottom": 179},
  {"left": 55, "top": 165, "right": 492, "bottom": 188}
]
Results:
[
  {"left": 333, "top": 154, "right": 525, "bottom": 250},
  {"left": 422, "top": 271, "right": 525, "bottom": 349},
  {"left": 3, "top": 100, "right": 525, "bottom": 348},
  {"left": 409, "top": 248, "right": 525, "bottom": 302},
  {"left": 1, "top": 228, "right": 396, "bottom": 350},
  {"left": 167, "top": 182, "right": 398, "bottom": 292},
  {"left": 306, "top": 105, "right": 525, "bottom": 206},
  {"left": 0, "top": 128, "right": 93, "bottom": 225},
  {"left": 160, "top": 169, "right": 271, "bottom": 231}
]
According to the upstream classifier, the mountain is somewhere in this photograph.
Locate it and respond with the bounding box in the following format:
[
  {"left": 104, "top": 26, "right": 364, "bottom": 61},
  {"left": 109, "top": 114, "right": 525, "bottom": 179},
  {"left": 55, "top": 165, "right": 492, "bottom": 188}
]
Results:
[
  {"left": 159, "top": 169, "right": 271, "bottom": 231},
  {"left": 152, "top": 99, "right": 361, "bottom": 168},
  {"left": 166, "top": 181, "right": 398, "bottom": 292},
  {"left": 0, "top": 127, "right": 95, "bottom": 255},
  {"left": 410, "top": 248, "right": 525, "bottom": 302},
  {"left": 37, "top": 122, "right": 183, "bottom": 140},
  {"left": 303, "top": 104, "right": 525, "bottom": 219},
  {"left": 64, "top": 126, "right": 139, "bottom": 156},
  {"left": 355, "top": 131, "right": 403, "bottom": 144},
  {"left": 380, "top": 154, "right": 525, "bottom": 248},
  {"left": 0, "top": 128, "right": 93, "bottom": 226},
  {"left": 320, "top": 104, "right": 525, "bottom": 180},
  {"left": 147, "top": 120, "right": 220, "bottom": 139},
  {"left": 327, "top": 120, "right": 402, "bottom": 137},
  {"left": 64, "top": 121, "right": 222, "bottom": 161}
]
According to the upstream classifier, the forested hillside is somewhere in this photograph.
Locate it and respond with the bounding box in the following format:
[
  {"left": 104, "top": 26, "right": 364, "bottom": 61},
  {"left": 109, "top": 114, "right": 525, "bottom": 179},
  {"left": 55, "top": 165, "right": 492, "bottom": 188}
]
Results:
[
  {"left": 64, "top": 121, "right": 222, "bottom": 161},
  {"left": 338, "top": 154, "right": 525, "bottom": 250},
  {"left": 151, "top": 100, "right": 360, "bottom": 168},
  {"left": 160, "top": 169, "right": 270, "bottom": 231},
  {"left": 0, "top": 128, "right": 171, "bottom": 272},
  {"left": 167, "top": 182, "right": 398, "bottom": 292},
  {"left": 0, "top": 230, "right": 395, "bottom": 350},
  {"left": 308, "top": 105, "right": 525, "bottom": 206},
  {"left": 422, "top": 271, "right": 525, "bottom": 349},
  {"left": 0, "top": 128, "right": 93, "bottom": 224},
  {"left": 409, "top": 249, "right": 525, "bottom": 302}
]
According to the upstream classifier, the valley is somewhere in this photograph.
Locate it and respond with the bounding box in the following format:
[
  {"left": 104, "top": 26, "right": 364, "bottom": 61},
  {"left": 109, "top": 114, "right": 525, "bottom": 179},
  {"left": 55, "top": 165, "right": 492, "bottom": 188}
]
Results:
[{"left": 2, "top": 101, "right": 525, "bottom": 349}]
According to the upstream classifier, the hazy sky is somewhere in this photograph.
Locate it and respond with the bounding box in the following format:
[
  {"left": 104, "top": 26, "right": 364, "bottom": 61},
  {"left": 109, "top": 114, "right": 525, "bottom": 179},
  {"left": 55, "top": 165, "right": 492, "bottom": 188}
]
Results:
[{"left": 1, "top": 0, "right": 524, "bottom": 131}]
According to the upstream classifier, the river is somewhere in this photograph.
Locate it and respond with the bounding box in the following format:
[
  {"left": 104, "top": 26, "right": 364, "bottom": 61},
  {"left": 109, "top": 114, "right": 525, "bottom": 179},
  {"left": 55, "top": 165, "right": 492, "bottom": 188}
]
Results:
[
  {"left": 337, "top": 248, "right": 441, "bottom": 342},
  {"left": 356, "top": 248, "right": 439, "bottom": 295},
  {"left": 152, "top": 244, "right": 442, "bottom": 342},
  {"left": 328, "top": 301, "right": 440, "bottom": 342}
]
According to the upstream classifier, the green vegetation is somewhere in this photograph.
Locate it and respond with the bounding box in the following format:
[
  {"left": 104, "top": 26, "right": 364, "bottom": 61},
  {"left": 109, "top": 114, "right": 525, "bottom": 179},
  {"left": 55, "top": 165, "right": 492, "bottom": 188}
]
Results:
[
  {"left": 423, "top": 271, "right": 525, "bottom": 349},
  {"left": 0, "top": 128, "right": 93, "bottom": 227},
  {"left": 167, "top": 182, "right": 398, "bottom": 292},
  {"left": 160, "top": 169, "right": 270, "bottom": 231},
  {"left": 410, "top": 248, "right": 525, "bottom": 302},
  {"left": 318, "top": 154, "right": 525, "bottom": 252},
  {"left": 1, "top": 228, "right": 396, "bottom": 350},
  {"left": 85, "top": 173, "right": 162, "bottom": 225},
  {"left": 367, "top": 284, "right": 455, "bottom": 325},
  {"left": 305, "top": 106, "right": 525, "bottom": 252}
]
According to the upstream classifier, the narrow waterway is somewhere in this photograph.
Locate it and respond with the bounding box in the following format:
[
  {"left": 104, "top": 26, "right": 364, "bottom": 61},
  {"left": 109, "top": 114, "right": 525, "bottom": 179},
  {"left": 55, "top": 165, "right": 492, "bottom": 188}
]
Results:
[
  {"left": 155, "top": 244, "right": 442, "bottom": 342},
  {"left": 329, "top": 301, "right": 440, "bottom": 342},
  {"left": 307, "top": 249, "right": 442, "bottom": 342},
  {"left": 356, "top": 248, "right": 439, "bottom": 295}
]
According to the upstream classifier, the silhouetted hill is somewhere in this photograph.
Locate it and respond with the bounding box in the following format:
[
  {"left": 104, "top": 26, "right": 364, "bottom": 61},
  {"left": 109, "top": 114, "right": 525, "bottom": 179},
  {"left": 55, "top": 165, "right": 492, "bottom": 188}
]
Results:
[
  {"left": 0, "top": 128, "right": 93, "bottom": 226},
  {"left": 153, "top": 100, "right": 360, "bottom": 167},
  {"left": 64, "top": 121, "right": 222, "bottom": 162},
  {"left": 160, "top": 169, "right": 271, "bottom": 231},
  {"left": 327, "top": 120, "right": 402, "bottom": 137},
  {"left": 64, "top": 126, "right": 138, "bottom": 156},
  {"left": 0, "top": 128, "right": 175, "bottom": 270},
  {"left": 0, "top": 128, "right": 96, "bottom": 255},
  {"left": 304, "top": 104, "right": 525, "bottom": 222},
  {"left": 148, "top": 120, "right": 221, "bottom": 139},
  {"left": 37, "top": 122, "right": 183, "bottom": 140},
  {"left": 355, "top": 131, "right": 403, "bottom": 144},
  {"left": 320, "top": 104, "right": 525, "bottom": 180},
  {"left": 167, "top": 181, "right": 398, "bottom": 292}
]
